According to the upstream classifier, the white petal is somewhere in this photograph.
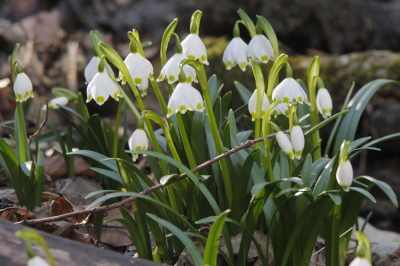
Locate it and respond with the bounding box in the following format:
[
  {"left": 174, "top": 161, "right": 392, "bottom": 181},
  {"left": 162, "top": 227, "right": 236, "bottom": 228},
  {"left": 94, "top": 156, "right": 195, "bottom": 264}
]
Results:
[
  {"left": 43, "top": 96, "right": 68, "bottom": 110},
  {"left": 167, "top": 83, "right": 204, "bottom": 117},
  {"left": 272, "top": 78, "right": 308, "bottom": 104},
  {"left": 248, "top": 90, "right": 270, "bottom": 121},
  {"left": 14, "top": 72, "right": 33, "bottom": 102},
  {"left": 181, "top": 34, "right": 208, "bottom": 65},
  {"left": 223, "top": 37, "right": 248, "bottom": 71},
  {"left": 317, "top": 88, "right": 333, "bottom": 119},
  {"left": 246, "top": 35, "right": 274, "bottom": 63},
  {"left": 336, "top": 160, "right": 353, "bottom": 192},
  {"left": 87, "top": 72, "right": 120, "bottom": 105},
  {"left": 124, "top": 52, "right": 154, "bottom": 92},
  {"left": 157, "top": 53, "right": 196, "bottom": 84},
  {"left": 84, "top": 56, "right": 101, "bottom": 82},
  {"left": 28, "top": 256, "right": 50, "bottom": 266},
  {"left": 290, "top": 125, "right": 304, "bottom": 159},
  {"left": 275, "top": 131, "right": 294, "bottom": 159},
  {"left": 349, "top": 257, "right": 371, "bottom": 266},
  {"left": 128, "top": 129, "right": 148, "bottom": 162}
]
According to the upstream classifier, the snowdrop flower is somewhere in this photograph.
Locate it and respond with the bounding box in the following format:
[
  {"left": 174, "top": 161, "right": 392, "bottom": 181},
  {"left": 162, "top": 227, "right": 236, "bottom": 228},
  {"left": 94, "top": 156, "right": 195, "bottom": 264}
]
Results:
[
  {"left": 157, "top": 53, "right": 197, "bottom": 84},
  {"left": 349, "top": 257, "right": 371, "bottom": 266},
  {"left": 316, "top": 88, "right": 333, "bottom": 119},
  {"left": 119, "top": 52, "right": 154, "bottom": 97},
  {"left": 223, "top": 37, "right": 248, "bottom": 71},
  {"left": 181, "top": 34, "right": 208, "bottom": 65},
  {"left": 273, "top": 103, "right": 289, "bottom": 118},
  {"left": 87, "top": 71, "right": 121, "bottom": 106},
  {"left": 167, "top": 82, "right": 204, "bottom": 118},
  {"left": 248, "top": 89, "right": 270, "bottom": 121},
  {"left": 14, "top": 72, "right": 33, "bottom": 102},
  {"left": 246, "top": 35, "right": 274, "bottom": 64},
  {"left": 128, "top": 128, "right": 148, "bottom": 162},
  {"left": 42, "top": 97, "right": 68, "bottom": 111},
  {"left": 336, "top": 140, "right": 353, "bottom": 192},
  {"left": 84, "top": 56, "right": 101, "bottom": 83},
  {"left": 27, "top": 256, "right": 50, "bottom": 266},
  {"left": 272, "top": 78, "right": 310, "bottom": 105},
  {"left": 275, "top": 131, "right": 294, "bottom": 160},
  {"left": 290, "top": 125, "right": 304, "bottom": 160},
  {"left": 336, "top": 160, "right": 353, "bottom": 192}
]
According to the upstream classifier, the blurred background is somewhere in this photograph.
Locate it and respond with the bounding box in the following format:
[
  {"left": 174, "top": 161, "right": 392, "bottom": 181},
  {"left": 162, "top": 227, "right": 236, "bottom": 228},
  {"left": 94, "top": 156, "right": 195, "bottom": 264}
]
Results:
[{"left": 1, "top": 0, "right": 400, "bottom": 232}]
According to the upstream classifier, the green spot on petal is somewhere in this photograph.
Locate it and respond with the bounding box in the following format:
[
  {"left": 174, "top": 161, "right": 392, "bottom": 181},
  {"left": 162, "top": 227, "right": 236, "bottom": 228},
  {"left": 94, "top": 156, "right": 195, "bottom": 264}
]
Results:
[
  {"left": 295, "top": 150, "right": 302, "bottom": 158},
  {"left": 239, "top": 62, "right": 247, "bottom": 69},
  {"left": 196, "top": 103, "right": 202, "bottom": 110},
  {"left": 298, "top": 97, "right": 303, "bottom": 102},
  {"left": 157, "top": 74, "right": 163, "bottom": 80},
  {"left": 135, "top": 146, "right": 143, "bottom": 150},
  {"left": 227, "top": 61, "right": 233, "bottom": 67},
  {"left": 96, "top": 96, "right": 105, "bottom": 104},
  {"left": 200, "top": 55, "right": 206, "bottom": 62},
  {"left": 168, "top": 76, "right": 175, "bottom": 83},
  {"left": 283, "top": 97, "right": 289, "bottom": 104},
  {"left": 261, "top": 55, "right": 268, "bottom": 62},
  {"left": 287, "top": 152, "right": 294, "bottom": 160},
  {"left": 188, "top": 55, "right": 195, "bottom": 60},
  {"left": 134, "top": 77, "right": 142, "bottom": 84},
  {"left": 186, "top": 76, "right": 192, "bottom": 83},
  {"left": 180, "top": 105, "right": 186, "bottom": 112},
  {"left": 149, "top": 73, "right": 154, "bottom": 80},
  {"left": 251, "top": 112, "right": 256, "bottom": 121}
]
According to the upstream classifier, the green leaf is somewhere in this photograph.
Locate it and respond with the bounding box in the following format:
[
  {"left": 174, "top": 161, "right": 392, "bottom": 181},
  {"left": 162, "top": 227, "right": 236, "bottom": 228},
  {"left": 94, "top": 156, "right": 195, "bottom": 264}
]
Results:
[
  {"left": 51, "top": 87, "right": 78, "bottom": 101},
  {"left": 68, "top": 150, "right": 118, "bottom": 172},
  {"left": 349, "top": 187, "right": 376, "bottom": 203},
  {"left": 203, "top": 210, "right": 231, "bottom": 266},
  {"left": 147, "top": 214, "right": 203, "bottom": 265},
  {"left": 0, "top": 139, "right": 21, "bottom": 200},
  {"left": 357, "top": 176, "right": 398, "bottom": 207},
  {"left": 90, "top": 168, "right": 123, "bottom": 184},
  {"left": 333, "top": 79, "right": 399, "bottom": 154},
  {"left": 304, "top": 109, "right": 349, "bottom": 137},
  {"left": 34, "top": 149, "right": 45, "bottom": 206},
  {"left": 15, "top": 103, "right": 30, "bottom": 162},
  {"left": 234, "top": 81, "right": 251, "bottom": 104},
  {"left": 237, "top": 9, "right": 256, "bottom": 37}
]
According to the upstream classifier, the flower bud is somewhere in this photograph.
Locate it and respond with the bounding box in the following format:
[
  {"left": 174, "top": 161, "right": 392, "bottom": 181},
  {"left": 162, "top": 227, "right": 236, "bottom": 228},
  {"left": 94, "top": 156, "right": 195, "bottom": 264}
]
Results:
[{"left": 336, "top": 160, "right": 353, "bottom": 192}]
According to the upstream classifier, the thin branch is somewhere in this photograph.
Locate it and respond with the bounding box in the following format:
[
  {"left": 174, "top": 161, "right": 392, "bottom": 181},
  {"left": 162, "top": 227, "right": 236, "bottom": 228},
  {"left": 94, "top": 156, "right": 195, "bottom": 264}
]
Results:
[
  {"left": 19, "top": 125, "right": 310, "bottom": 225},
  {"left": 28, "top": 101, "right": 49, "bottom": 146}
]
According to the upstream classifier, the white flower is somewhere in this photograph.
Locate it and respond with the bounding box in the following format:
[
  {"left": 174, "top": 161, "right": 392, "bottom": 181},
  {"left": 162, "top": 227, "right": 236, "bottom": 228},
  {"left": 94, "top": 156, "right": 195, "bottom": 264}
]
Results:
[
  {"left": 317, "top": 88, "right": 333, "bottom": 119},
  {"left": 291, "top": 125, "right": 304, "bottom": 159},
  {"left": 14, "top": 72, "right": 33, "bottom": 102},
  {"left": 246, "top": 35, "right": 274, "bottom": 64},
  {"left": 42, "top": 97, "right": 68, "bottom": 111},
  {"left": 248, "top": 89, "right": 270, "bottom": 121},
  {"left": 128, "top": 129, "right": 148, "bottom": 162},
  {"left": 119, "top": 52, "right": 154, "bottom": 97},
  {"left": 157, "top": 53, "right": 197, "bottom": 84},
  {"left": 349, "top": 257, "right": 371, "bottom": 266},
  {"left": 181, "top": 34, "right": 208, "bottom": 65},
  {"left": 167, "top": 82, "right": 204, "bottom": 118},
  {"left": 86, "top": 72, "right": 121, "bottom": 106},
  {"left": 84, "top": 56, "right": 101, "bottom": 83},
  {"left": 273, "top": 103, "right": 289, "bottom": 117},
  {"left": 336, "top": 160, "right": 353, "bottom": 192},
  {"left": 275, "top": 131, "right": 294, "bottom": 160},
  {"left": 223, "top": 37, "right": 248, "bottom": 71},
  {"left": 27, "top": 256, "right": 50, "bottom": 266},
  {"left": 272, "top": 78, "right": 310, "bottom": 105}
]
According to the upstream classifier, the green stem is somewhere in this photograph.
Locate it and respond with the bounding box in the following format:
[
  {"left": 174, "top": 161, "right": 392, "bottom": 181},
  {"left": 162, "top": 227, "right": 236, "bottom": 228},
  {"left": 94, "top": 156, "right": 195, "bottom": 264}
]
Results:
[
  {"left": 176, "top": 113, "right": 197, "bottom": 170},
  {"left": 251, "top": 61, "right": 265, "bottom": 147},
  {"left": 307, "top": 56, "right": 321, "bottom": 160},
  {"left": 180, "top": 59, "right": 233, "bottom": 207},
  {"left": 112, "top": 99, "right": 123, "bottom": 158},
  {"left": 150, "top": 79, "right": 170, "bottom": 122},
  {"left": 10, "top": 44, "right": 20, "bottom": 82},
  {"left": 15, "top": 103, "right": 30, "bottom": 162}
]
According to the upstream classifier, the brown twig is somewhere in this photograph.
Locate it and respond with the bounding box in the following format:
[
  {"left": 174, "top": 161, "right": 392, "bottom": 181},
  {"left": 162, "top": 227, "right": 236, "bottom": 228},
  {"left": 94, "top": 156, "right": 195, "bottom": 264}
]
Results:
[
  {"left": 28, "top": 101, "right": 49, "bottom": 146},
  {"left": 18, "top": 125, "right": 310, "bottom": 225}
]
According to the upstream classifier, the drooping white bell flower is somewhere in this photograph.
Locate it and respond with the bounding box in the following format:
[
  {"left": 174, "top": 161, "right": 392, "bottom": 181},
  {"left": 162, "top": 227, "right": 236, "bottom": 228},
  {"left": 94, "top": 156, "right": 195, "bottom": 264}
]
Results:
[
  {"left": 157, "top": 53, "right": 197, "bottom": 84},
  {"left": 246, "top": 35, "right": 274, "bottom": 64},
  {"left": 316, "top": 88, "right": 333, "bottom": 119},
  {"left": 84, "top": 56, "right": 101, "bottom": 83},
  {"left": 167, "top": 82, "right": 204, "bottom": 118},
  {"left": 273, "top": 103, "right": 289, "bottom": 118},
  {"left": 349, "top": 257, "right": 371, "bottom": 266},
  {"left": 272, "top": 78, "right": 310, "bottom": 105},
  {"left": 336, "top": 160, "right": 353, "bottom": 192},
  {"left": 27, "top": 256, "right": 50, "bottom": 266},
  {"left": 181, "top": 34, "right": 208, "bottom": 65},
  {"left": 118, "top": 52, "right": 154, "bottom": 97},
  {"left": 275, "top": 131, "right": 294, "bottom": 160},
  {"left": 128, "top": 129, "right": 148, "bottom": 162},
  {"left": 290, "top": 125, "right": 304, "bottom": 160},
  {"left": 248, "top": 89, "right": 270, "bottom": 121},
  {"left": 223, "top": 37, "right": 248, "bottom": 71},
  {"left": 14, "top": 72, "right": 33, "bottom": 102},
  {"left": 42, "top": 97, "right": 68, "bottom": 111},
  {"left": 87, "top": 71, "right": 121, "bottom": 106}
]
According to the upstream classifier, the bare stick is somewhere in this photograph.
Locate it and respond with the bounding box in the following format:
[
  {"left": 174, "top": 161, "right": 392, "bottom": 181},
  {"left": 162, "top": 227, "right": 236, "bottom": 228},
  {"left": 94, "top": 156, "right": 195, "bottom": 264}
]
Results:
[
  {"left": 19, "top": 125, "right": 310, "bottom": 225},
  {"left": 28, "top": 101, "right": 49, "bottom": 146}
]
